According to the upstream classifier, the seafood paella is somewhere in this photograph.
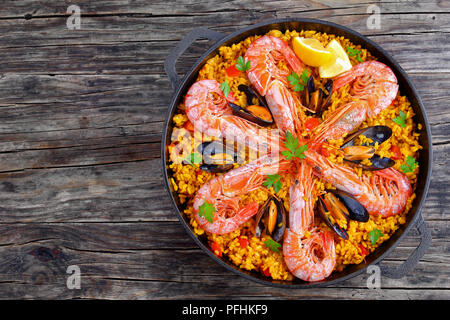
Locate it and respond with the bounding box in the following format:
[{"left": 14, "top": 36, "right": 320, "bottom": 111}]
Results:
[{"left": 167, "top": 29, "right": 421, "bottom": 282}]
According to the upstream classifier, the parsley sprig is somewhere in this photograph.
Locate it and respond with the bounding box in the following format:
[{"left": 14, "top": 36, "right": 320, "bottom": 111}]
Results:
[
  {"left": 235, "top": 56, "right": 251, "bottom": 72},
  {"left": 393, "top": 110, "right": 407, "bottom": 128},
  {"left": 347, "top": 46, "right": 363, "bottom": 62},
  {"left": 368, "top": 228, "right": 383, "bottom": 245},
  {"left": 185, "top": 152, "right": 202, "bottom": 167},
  {"left": 287, "top": 70, "right": 309, "bottom": 91},
  {"left": 263, "top": 174, "right": 283, "bottom": 193},
  {"left": 198, "top": 199, "right": 216, "bottom": 224},
  {"left": 264, "top": 238, "right": 281, "bottom": 253},
  {"left": 281, "top": 131, "right": 307, "bottom": 161},
  {"left": 220, "top": 80, "right": 231, "bottom": 98},
  {"left": 400, "top": 156, "right": 418, "bottom": 173}
]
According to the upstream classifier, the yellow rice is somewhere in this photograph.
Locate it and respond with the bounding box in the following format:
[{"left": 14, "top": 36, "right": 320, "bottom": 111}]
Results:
[{"left": 168, "top": 29, "right": 421, "bottom": 280}]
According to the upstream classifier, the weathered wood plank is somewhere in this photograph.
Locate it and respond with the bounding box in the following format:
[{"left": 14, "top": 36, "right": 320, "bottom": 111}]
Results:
[
  {"left": 0, "top": 0, "right": 448, "bottom": 19},
  {"left": 0, "top": 33, "right": 449, "bottom": 77},
  {"left": 0, "top": 9, "right": 448, "bottom": 48},
  {"left": 0, "top": 220, "right": 447, "bottom": 299},
  {"left": 0, "top": 0, "right": 448, "bottom": 299}
]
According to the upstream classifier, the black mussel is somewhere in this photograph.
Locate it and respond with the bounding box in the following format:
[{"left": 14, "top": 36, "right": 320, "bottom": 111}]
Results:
[
  {"left": 317, "top": 189, "right": 369, "bottom": 239},
  {"left": 331, "top": 189, "right": 369, "bottom": 222},
  {"left": 255, "top": 196, "right": 286, "bottom": 242},
  {"left": 230, "top": 85, "right": 274, "bottom": 127},
  {"left": 229, "top": 102, "right": 274, "bottom": 127},
  {"left": 341, "top": 125, "right": 394, "bottom": 170},
  {"left": 345, "top": 154, "right": 395, "bottom": 171},
  {"left": 197, "top": 140, "right": 240, "bottom": 173},
  {"left": 238, "top": 84, "right": 268, "bottom": 108},
  {"left": 304, "top": 76, "right": 333, "bottom": 114},
  {"left": 342, "top": 125, "right": 392, "bottom": 148},
  {"left": 322, "top": 79, "right": 333, "bottom": 109},
  {"left": 317, "top": 194, "right": 349, "bottom": 240}
]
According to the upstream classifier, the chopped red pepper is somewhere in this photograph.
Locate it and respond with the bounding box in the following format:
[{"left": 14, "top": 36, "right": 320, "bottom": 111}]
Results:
[
  {"left": 261, "top": 266, "right": 271, "bottom": 277},
  {"left": 225, "top": 65, "right": 242, "bottom": 77},
  {"left": 390, "top": 145, "right": 403, "bottom": 160},
  {"left": 238, "top": 237, "right": 249, "bottom": 248},
  {"left": 305, "top": 117, "right": 321, "bottom": 131},
  {"left": 358, "top": 244, "right": 368, "bottom": 256},
  {"left": 211, "top": 241, "right": 222, "bottom": 257}
]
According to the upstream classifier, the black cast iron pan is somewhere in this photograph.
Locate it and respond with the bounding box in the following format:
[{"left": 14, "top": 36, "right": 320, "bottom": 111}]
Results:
[{"left": 162, "top": 18, "right": 432, "bottom": 288}]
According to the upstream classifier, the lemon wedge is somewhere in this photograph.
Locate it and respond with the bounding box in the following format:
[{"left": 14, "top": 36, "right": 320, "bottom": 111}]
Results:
[
  {"left": 319, "top": 39, "right": 353, "bottom": 78},
  {"left": 292, "top": 37, "right": 333, "bottom": 67}
]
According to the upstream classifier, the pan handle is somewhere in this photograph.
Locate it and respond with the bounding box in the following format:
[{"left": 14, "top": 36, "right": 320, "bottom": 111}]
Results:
[
  {"left": 380, "top": 214, "right": 432, "bottom": 279},
  {"left": 164, "top": 27, "right": 225, "bottom": 90}
]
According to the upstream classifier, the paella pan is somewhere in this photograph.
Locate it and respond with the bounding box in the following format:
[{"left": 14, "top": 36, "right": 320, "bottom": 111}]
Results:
[{"left": 162, "top": 19, "right": 432, "bottom": 287}]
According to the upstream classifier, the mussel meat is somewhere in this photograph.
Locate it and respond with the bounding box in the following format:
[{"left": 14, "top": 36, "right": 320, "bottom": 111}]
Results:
[
  {"left": 254, "top": 196, "right": 286, "bottom": 242},
  {"left": 197, "top": 140, "right": 241, "bottom": 173},
  {"left": 303, "top": 76, "right": 333, "bottom": 114},
  {"left": 228, "top": 85, "right": 274, "bottom": 127},
  {"left": 341, "top": 125, "right": 395, "bottom": 170},
  {"left": 317, "top": 189, "right": 369, "bottom": 239}
]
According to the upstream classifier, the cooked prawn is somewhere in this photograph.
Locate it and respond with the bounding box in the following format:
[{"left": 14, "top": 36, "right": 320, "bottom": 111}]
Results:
[
  {"left": 185, "top": 79, "right": 281, "bottom": 154},
  {"left": 305, "top": 149, "right": 412, "bottom": 217},
  {"left": 333, "top": 61, "right": 399, "bottom": 117},
  {"left": 309, "top": 61, "right": 398, "bottom": 145},
  {"left": 283, "top": 162, "right": 336, "bottom": 282},
  {"left": 245, "top": 36, "right": 305, "bottom": 135},
  {"left": 193, "top": 155, "right": 290, "bottom": 235},
  {"left": 310, "top": 100, "right": 369, "bottom": 145},
  {"left": 283, "top": 228, "right": 336, "bottom": 282}
]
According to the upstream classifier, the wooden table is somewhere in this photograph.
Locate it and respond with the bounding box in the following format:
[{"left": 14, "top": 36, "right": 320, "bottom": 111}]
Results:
[{"left": 0, "top": 0, "right": 448, "bottom": 299}]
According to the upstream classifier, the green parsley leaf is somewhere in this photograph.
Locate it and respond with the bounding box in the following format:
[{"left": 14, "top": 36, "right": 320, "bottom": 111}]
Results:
[
  {"left": 220, "top": 80, "right": 231, "bottom": 98},
  {"left": 282, "top": 131, "right": 308, "bottom": 161},
  {"left": 347, "top": 46, "right": 363, "bottom": 62},
  {"left": 184, "top": 152, "right": 202, "bottom": 167},
  {"left": 401, "top": 155, "right": 418, "bottom": 173},
  {"left": 235, "top": 56, "right": 251, "bottom": 72},
  {"left": 288, "top": 70, "right": 309, "bottom": 92},
  {"left": 393, "top": 110, "right": 407, "bottom": 128},
  {"left": 300, "top": 70, "right": 309, "bottom": 84},
  {"left": 368, "top": 228, "right": 383, "bottom": 245},
  {"left": 264, "top": 238, "right": 281, "bottom": 253},
  {"left": 198, "top": 199, "right": 216, "bottom": 224},
  {"left": 263, "top": 174, "right": 283, "bottom": 193}
]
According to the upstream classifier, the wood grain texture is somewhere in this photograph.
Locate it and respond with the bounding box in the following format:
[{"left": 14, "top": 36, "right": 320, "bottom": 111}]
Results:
[{"left": 0, "top": 0, "right": 448, "bottom": 299}]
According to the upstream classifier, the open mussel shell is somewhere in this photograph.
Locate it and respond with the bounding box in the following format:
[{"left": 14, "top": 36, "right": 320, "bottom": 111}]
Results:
[
  {"left": 197, "top": 140, "right": 240, "bottom": 173},
  {"left": 341, "top": 125, "right": 394, "bottom": 170},
  {"left": 318, "top": 195, "right": 349, "bottom": 240},
  {"left": 229, "top": 85, "right": 274, "bottom": 127},
  {"left": 255, "top": 196, "right": 286, "bottom": 242},
  {"left": 238, "top": 84, "right": 268, "bottom": 108},
  {"left": 304, "top": 76, "right": 333, "bottom": 115},
  {"left": 331, "top": 189, "right": 369, "bottom": 222},
  {"left": 229, "top": 102, "right": 274, "bottom": 127},
  {"left": 318, "top": 189, "right": 369, "bottom": 239},
  {"left": 342, "top": 125, "right": 392, "bottom": 148},
  {"left": 322, "top": 79, "right": 333, "bottom": 109},
  {"left": 345, "top": 154, "right": 395, "bottom": 171}
]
